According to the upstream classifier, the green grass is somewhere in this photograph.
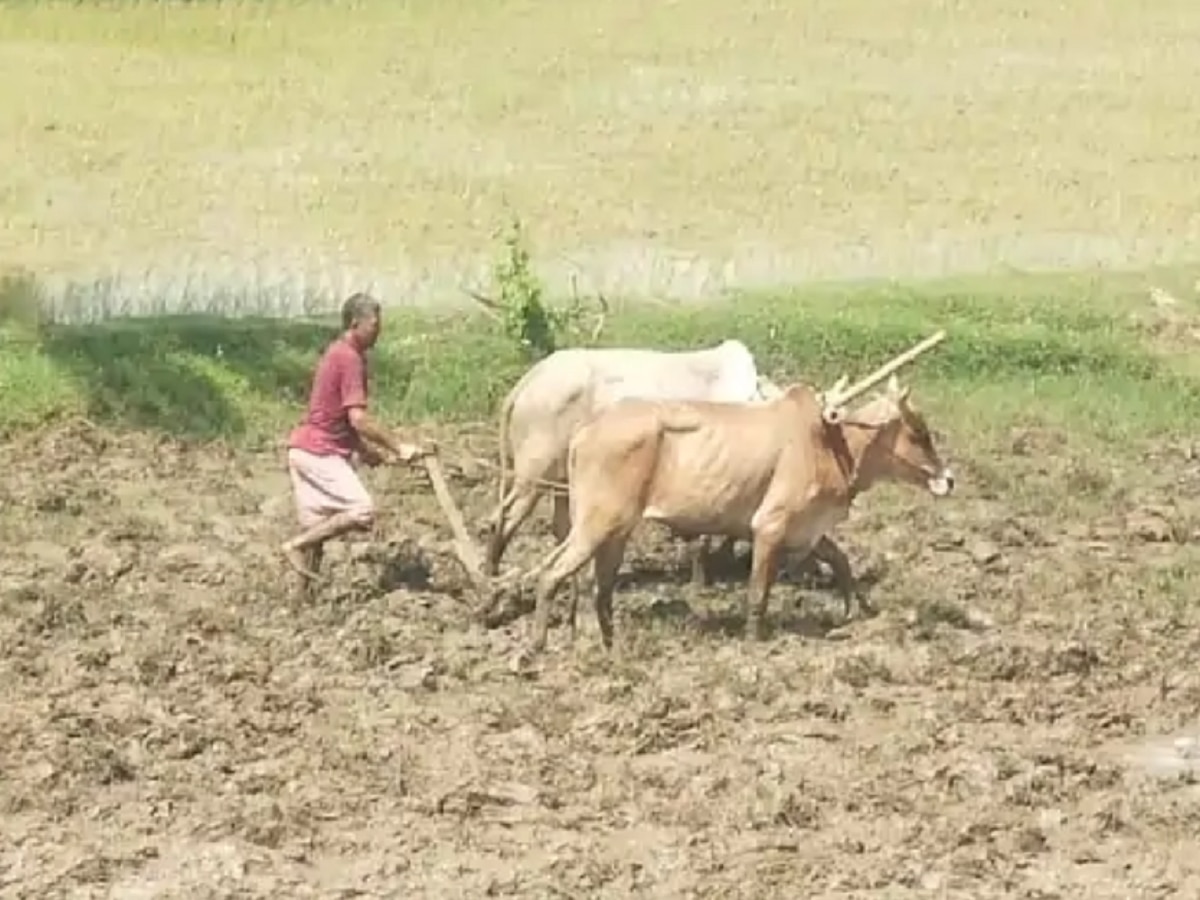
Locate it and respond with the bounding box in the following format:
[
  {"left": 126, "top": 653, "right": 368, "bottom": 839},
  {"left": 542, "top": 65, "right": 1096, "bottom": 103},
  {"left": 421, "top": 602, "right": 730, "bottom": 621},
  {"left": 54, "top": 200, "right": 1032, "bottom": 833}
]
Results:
[
  {"left": 4, "top": 269, "right": 1199, "bottom": 457},
  {"left": 4, "top": 0, "right": 1200, "bottom": 305}
]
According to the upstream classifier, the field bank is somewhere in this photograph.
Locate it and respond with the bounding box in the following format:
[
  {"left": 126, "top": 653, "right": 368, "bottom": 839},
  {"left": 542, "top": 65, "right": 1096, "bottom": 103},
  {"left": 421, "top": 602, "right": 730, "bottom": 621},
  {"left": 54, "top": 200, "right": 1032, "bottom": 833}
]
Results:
[{"left": 4, "top": 268, "right": 1200, "bottom": 452}]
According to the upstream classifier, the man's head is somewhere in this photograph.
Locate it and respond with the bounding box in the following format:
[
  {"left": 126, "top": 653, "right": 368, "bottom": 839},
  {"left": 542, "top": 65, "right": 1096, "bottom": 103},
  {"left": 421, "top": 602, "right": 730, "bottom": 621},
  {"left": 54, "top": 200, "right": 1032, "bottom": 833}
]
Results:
[{"left": 342, "top": 292, "right": 382, "bottom": 350}]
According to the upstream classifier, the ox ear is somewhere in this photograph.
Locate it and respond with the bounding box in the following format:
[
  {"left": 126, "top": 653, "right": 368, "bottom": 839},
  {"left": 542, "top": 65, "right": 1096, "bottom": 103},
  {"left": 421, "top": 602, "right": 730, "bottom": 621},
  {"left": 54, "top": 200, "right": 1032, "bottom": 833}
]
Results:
[{"left": 886, "top": 374, "right": 911, "bottom": 405}]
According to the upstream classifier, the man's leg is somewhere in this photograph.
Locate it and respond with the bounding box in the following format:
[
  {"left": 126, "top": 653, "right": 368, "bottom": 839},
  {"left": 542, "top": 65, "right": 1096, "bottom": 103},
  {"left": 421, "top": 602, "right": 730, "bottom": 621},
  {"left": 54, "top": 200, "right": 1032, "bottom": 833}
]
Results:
[
  {"left": 289, "top": 542, "right": 325, "bottom": 601},
  {"left": 303, "top": 542, "right": 324, "bottom": 577},
  {"left": 282, "top": 513, "right": 371, "bottom": 576},
  {"left": 282, "top": 450, "right": 375, "bottom": 580}
]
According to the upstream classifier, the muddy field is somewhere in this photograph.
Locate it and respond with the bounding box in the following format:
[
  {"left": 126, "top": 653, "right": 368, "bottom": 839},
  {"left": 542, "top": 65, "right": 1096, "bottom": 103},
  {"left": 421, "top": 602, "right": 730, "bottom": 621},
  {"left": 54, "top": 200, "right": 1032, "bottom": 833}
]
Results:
[{"left": 4, "top": 420, "right": 1200, "bottom": 898}]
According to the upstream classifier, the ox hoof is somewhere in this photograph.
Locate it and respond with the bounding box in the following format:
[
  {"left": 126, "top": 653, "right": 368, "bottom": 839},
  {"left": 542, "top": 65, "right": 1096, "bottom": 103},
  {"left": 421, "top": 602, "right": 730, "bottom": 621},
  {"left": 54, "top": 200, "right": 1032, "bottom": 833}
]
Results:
[
  {"left": 745, "top": 618, "right": 769, "bottom": 641},
  {"left": 476, "top": 584, "right": 533, "bottom": 629},
  {"left": 844, "top": 596, "right": 878, "bottom": 622},
  {"left": 508, "top": 649, "right": 538, "bottom": 677}
]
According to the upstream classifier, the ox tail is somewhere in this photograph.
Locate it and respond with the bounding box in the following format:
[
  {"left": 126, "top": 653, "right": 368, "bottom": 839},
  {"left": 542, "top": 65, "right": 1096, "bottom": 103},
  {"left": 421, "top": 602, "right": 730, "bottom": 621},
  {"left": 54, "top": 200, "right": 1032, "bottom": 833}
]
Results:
[
  {"left": 495, "top": 381, "right": 520, "bottom": 514},
  {"left": 493, "top": 357, "right": 546, "bottom": 511},
  {"left": 565, "top": 434, "right": 579, "bottom": 523}
]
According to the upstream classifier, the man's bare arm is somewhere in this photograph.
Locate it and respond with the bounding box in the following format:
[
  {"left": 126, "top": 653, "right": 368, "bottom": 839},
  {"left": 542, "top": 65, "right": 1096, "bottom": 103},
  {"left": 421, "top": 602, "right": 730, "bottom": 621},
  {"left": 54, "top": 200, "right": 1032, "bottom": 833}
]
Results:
[{"left": 348, "top": 407, "right": 428, "bottom": 461}]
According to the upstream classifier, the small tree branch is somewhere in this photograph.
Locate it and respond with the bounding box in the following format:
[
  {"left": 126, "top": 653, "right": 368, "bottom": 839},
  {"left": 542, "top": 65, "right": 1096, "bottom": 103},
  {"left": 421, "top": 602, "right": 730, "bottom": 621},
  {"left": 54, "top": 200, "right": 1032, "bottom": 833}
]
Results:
[
  {"left": 589, "top": 291, "right": 609, "bottom": 344},
  {"left": 459, "top": 285, "right": 503, "bottom": 321}
]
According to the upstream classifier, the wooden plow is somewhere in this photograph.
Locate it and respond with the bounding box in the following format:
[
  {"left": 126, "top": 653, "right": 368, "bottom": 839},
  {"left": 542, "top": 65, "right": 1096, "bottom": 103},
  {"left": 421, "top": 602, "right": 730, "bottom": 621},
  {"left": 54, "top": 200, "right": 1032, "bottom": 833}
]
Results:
[
  {"left": 416, "top": 455, "right": 529, "bottom": 624},
  {"left": 413, "top": 329, "right": 947, "bottom": 621},
  {"left": 420, "top": 455, "right": 489, "bottom": 589}
]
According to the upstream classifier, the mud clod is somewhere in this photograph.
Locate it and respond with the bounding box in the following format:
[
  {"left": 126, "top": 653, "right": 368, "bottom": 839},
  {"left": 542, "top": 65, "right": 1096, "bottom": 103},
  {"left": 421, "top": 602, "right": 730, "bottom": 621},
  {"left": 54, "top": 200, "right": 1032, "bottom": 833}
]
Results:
[{"left": 4, "top": 423, "right": 1200, "bottom": 897}]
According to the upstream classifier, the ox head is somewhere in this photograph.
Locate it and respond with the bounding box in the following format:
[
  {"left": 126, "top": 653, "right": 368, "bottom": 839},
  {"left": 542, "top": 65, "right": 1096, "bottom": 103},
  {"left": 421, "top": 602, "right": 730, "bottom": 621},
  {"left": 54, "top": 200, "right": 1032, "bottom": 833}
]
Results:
[
  {"left": 850, "top": 375, "right": 955, "bottom": 498},
  {"left": 819, "top": 375, "right": 851, "bottom": 424}
]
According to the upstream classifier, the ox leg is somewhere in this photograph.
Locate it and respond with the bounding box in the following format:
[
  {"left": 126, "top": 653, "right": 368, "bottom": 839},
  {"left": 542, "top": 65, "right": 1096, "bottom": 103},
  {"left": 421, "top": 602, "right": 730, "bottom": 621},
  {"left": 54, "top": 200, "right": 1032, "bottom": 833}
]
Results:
[
  {"left": 746, "top": 527, "right": 786, "bottom": 640},
  {"left": 591, "top": 536, "right": 630, "bottom": 651},
  {"left": 713, "top": 536, "right": 739, "bottom": 577},
  {"left": 548, "top": 491, "right": 585, "bottom": 643},
  {"left": 781, "top": 546, "right": 822, "bottom": 584},
  {"left": 486, "top": 483, "right": 542, "bottom": 577},
  {"left": 689, "top": 536, "right": 711, "bottom": 587},
  {"left": 811, "top": 535, "right": 867, "bottom": 620},
  {"left": 691, "top": 535, "right": 739, "bottom": 586},
  {"left": 532, "top": 532, "right": 602, "bottom": 654}
]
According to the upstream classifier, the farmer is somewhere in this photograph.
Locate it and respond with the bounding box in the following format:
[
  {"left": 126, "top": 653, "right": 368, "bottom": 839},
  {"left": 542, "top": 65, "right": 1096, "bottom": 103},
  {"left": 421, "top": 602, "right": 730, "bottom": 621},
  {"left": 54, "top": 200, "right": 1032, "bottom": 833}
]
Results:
[{"left": 281, "top": 291, "right": 433, "bottom": 582}]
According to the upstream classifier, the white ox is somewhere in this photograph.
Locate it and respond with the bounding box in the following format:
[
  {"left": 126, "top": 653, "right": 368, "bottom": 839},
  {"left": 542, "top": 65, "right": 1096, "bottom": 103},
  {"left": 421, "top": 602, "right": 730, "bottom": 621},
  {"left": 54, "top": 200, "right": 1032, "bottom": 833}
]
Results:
[{"left": 484, "top": 339, "right": 782, "bottom": 579}]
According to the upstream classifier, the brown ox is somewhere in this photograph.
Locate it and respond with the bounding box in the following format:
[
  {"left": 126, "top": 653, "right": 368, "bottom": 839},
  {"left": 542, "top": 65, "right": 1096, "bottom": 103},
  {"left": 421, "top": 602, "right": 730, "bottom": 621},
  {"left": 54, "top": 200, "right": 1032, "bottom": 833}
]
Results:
[
  {"left": 484, "top": 340, "right": 780, "bottom": 579},
  {"left": 482, "top": 341, "right": 851, "bottom": 598},
  {"left": 524, "top": 374, "right": 955, "bottom": 653}
]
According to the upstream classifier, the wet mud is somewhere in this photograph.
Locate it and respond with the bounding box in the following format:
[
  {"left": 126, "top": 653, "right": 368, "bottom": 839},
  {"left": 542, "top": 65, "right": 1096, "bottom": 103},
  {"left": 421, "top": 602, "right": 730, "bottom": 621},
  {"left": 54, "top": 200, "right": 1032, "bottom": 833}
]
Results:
[{"left": 4, "top": 422, "right": 1200, "bottom": 898}]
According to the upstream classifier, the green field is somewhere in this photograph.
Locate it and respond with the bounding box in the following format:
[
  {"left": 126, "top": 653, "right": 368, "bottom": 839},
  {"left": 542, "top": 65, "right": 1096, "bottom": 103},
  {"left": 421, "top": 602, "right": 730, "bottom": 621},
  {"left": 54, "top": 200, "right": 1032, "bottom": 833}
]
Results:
[{"left": 4, "top": 0, "right": 1200, "bottom": 312}]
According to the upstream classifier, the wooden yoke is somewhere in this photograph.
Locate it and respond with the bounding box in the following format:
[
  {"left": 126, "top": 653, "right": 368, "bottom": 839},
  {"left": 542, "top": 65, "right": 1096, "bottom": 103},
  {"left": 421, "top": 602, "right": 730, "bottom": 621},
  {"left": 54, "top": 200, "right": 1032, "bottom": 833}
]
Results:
[{"left": 820, "top": 330, "right": 947, "bottom": 424}]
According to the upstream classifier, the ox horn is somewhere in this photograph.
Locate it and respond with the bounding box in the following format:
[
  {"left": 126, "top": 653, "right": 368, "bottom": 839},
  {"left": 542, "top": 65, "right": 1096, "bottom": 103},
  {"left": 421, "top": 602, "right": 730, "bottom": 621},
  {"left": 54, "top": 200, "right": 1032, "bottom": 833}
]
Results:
[{"left": 820, "top": 330, "right": 946, "bottom": 422}]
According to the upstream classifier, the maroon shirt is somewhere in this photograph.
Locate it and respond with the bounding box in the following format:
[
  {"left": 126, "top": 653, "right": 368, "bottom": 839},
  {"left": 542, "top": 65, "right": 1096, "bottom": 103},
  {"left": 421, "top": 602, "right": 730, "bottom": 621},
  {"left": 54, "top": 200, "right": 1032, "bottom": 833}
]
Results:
[{"left": 288, "top": 336, "right": 368, "bottom": 458}]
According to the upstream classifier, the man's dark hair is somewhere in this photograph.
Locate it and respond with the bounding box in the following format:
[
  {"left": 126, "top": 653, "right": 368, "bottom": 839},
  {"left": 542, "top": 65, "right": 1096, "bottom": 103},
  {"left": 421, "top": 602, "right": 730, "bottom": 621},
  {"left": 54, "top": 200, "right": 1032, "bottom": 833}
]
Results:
[{"left": 341, "top": 292, "right": 381, "bottom": 330}]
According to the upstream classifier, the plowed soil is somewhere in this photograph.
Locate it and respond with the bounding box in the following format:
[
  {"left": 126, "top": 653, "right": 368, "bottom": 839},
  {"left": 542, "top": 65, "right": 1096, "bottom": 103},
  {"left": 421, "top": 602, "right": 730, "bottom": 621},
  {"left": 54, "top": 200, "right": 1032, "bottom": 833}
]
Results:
[{"left": 4, "top": 421, "right": 1200, "bottom": 899}]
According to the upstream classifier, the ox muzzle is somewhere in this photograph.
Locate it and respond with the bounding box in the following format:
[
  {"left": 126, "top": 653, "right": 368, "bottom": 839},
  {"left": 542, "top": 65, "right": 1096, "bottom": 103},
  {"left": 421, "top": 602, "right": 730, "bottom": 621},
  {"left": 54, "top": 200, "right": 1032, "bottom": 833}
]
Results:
[{"left": 927, "top": 466, "right": 956, "bottom": 497}]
